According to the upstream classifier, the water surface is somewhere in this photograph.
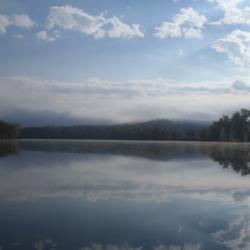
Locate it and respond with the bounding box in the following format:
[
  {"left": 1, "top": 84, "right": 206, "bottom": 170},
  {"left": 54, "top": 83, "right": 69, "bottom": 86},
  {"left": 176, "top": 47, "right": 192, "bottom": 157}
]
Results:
[{"left": 0, "top": 140, "right": 250, "bottom": 250}]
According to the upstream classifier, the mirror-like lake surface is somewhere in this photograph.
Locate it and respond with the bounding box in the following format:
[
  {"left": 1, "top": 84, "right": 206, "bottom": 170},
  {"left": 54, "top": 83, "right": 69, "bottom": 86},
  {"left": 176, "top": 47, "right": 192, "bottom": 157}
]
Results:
[{"left": 1, "top": 140, "right": 250, "bottom": 250}]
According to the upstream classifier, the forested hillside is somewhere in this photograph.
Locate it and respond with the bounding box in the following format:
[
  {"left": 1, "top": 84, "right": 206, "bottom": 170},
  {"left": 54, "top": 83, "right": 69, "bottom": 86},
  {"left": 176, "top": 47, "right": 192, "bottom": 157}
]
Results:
[{"left": 21, "top": 120, "right": 207, "bottom": 140}]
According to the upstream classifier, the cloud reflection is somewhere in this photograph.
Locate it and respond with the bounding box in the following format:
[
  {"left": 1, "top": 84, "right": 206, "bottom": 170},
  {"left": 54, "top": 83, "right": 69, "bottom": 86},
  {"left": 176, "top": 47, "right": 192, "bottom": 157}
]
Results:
[
  {"left": 33, "top": 239, "right": 56, "bottom": 250},
  {"left": 79, "top": 243, "right": 203, "bottom": 250},
  {"left": 212, "top": 213, "right": 250, "bottom": 250},
  {"left": 0, "top": 141, "right": 250, "bottom": 205}
]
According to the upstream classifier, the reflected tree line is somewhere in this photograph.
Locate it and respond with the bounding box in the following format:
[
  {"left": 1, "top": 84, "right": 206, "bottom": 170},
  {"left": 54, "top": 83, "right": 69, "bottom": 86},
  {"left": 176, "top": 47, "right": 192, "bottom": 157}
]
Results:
[
  {"left": 202, "top": 145, "right": 250, "bottom": 176},
  {"left": 0, "top": 140, "right": 250, "bottom": 176},
  {"left": 0, "top": 141, "right": 19, "bottom": 157}
]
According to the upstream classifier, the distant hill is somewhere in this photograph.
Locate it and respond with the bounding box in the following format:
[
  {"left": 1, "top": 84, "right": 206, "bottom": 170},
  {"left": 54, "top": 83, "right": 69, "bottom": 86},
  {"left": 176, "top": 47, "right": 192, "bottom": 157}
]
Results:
[
  {"left": 122, "top": 119, "right": 208, "bottom": 129},
  {"left": 21, "top": 119, "right": 209, "bottom": 140}
]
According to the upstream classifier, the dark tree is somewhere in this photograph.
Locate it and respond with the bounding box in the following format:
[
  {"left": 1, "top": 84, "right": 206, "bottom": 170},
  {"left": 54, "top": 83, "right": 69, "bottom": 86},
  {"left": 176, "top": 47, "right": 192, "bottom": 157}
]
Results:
[
  {"left": 0, "top": 121, "right": 20, "bottom": 139},
  {"left": 200, "top": 109, "right": 250, "bottom": 142}
]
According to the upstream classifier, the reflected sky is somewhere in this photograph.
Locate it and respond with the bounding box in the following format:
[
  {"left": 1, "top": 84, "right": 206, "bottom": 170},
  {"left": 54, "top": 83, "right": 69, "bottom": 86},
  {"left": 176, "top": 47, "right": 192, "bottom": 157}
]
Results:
[{"left": 0, "top": 140, "right": 250, "bottom": 250}]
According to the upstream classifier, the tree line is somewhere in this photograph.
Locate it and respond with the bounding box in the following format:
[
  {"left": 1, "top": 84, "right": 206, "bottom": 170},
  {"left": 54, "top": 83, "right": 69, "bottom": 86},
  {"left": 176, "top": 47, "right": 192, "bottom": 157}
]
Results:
[
  {"left": 0, "top": 121, "right": 20, "bottom": 139},
  {"left": 22, "top": 109, "right": 250, "bottom": 141},
  {"left": 21, "top": 120, "right": 206, "bottom": 141},
  {"left": 200, "top": 109, "right": 250, "bottom": 142},
  {"left": 2, "top": 109, "right": 250, "bottom": 141}
]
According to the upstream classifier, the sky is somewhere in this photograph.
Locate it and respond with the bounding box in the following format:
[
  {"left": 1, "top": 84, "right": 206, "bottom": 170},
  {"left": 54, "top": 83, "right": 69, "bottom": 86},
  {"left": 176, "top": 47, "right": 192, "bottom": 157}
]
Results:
[{"left": 0, "top": 0, "right": 250, "bottom": 126}]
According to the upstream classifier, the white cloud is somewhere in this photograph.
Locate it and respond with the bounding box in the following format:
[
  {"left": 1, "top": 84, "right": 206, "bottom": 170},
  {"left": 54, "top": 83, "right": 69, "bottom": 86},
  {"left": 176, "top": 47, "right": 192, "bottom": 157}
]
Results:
[
  {"left": 1, "top": 76, "right": 250, "bottom": 124},
  {"left": 211, "top": 29, "right": 250, "bottom": 68},
  {"left": 155, "top": 7, "right": 207, "bottom": 39},
  {"left": 104, "top": 16, "right": 143, "bottom": 39},
  {"left": 155, "top": 22, "right": 182, "bottom": 38},
  {"left": 37, "top": 5, "right": 144, "bottom": 41},
  {"left": 11, "top": 14, "right": 36, "bottom": 29},
  {"left": 0, "top": 15, "right": 9, "bottom": 33},
  {"left": 36, "top": 30, "right": 58, "bottom": 42},
  {"left": 184, "top": 27, "right": 203, "bottom": 39},
  {"left": 0, "top": 14, "right": 35, "bottom": 34},
  {"left": 208, "top": 0, "right": 242, "bottom": 9},
  {"left": 208, "top": 0, "right": 250, "bottom": 25}
]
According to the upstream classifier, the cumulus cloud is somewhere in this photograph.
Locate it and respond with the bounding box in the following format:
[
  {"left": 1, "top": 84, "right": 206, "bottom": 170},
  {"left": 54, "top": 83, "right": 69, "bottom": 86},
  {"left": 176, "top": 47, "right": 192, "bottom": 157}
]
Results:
[
  {"left": 37, "top": 5, "right": 144, "bottom": 41},
  {"left": 0, "top": 14, "right": 35, "bottom": 34},
  {"left": 208, "top": 0, "right": 250, "bottom": 25},
  {"left": 36, "top": 30, "right": 57, "bottom": 42},
  {"left": 208, "top": 0, "right": 243, "bottom": 11},
  {"left": 211, "top": 29, "right": 250, "bottom": 68},
  {"left": 36, "top": 29, "right": 61, "bottom": 42},
  {"left": 155, "top": 7, "right": 207, "bottom": 39}
]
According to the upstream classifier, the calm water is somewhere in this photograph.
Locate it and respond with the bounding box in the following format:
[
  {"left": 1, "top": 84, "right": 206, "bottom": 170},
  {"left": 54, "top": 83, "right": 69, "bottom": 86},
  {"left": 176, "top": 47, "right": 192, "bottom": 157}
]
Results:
[{"left": 0, "top": 140, "right": 250, "bottom": 250}]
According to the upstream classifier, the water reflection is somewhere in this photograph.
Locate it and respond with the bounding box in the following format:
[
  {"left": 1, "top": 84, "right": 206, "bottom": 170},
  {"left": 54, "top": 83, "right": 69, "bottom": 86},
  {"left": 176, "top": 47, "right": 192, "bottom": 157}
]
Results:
[
  {"left": 205, "top": 145, "right": 250, "bottom": 176},
  {"left": 0, "top": 140, "right": 250, "bottom": 249},
  {"left": 0, "top": 140, "right": 250, "bottom": 202},
  {"left": 2, "top": 140, "right": 250, "bottom": 175},
  {"left": 0, "top": 141, "right": 19, "bottom": 158}
]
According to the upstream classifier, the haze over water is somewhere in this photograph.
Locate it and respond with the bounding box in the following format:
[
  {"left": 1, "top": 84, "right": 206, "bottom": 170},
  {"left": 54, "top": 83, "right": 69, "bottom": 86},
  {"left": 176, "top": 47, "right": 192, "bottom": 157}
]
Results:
[{"left": 0, "top": 140, "right": 250, "bottom": 250}]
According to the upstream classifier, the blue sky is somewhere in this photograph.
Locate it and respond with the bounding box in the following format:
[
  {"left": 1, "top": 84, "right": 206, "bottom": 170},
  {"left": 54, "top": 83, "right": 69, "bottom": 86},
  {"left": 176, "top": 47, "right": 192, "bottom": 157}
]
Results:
[{"left": 0, "top": 0, "right": 250, "bottom": 125}]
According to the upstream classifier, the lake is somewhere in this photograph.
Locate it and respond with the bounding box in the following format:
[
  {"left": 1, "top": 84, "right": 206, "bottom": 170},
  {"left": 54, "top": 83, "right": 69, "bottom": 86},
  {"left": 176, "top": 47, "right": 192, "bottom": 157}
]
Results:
[{"left": 0, "top": 140, "right": 250, "bottom": 250}]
